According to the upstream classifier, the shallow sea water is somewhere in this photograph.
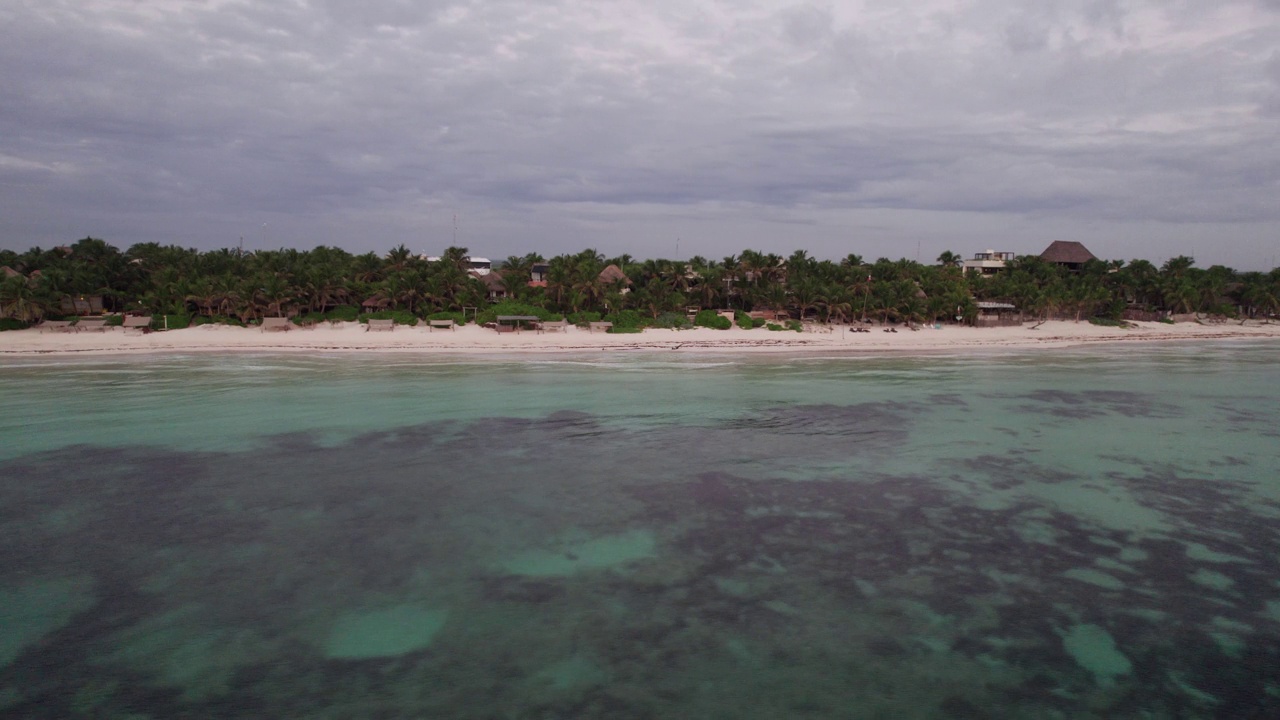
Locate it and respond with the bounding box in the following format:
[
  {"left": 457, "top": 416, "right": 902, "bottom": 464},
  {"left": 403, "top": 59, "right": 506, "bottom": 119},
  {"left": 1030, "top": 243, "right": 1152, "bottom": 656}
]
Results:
[{"left": 1, "top": 342, "right": 1278, "bottom": 718}]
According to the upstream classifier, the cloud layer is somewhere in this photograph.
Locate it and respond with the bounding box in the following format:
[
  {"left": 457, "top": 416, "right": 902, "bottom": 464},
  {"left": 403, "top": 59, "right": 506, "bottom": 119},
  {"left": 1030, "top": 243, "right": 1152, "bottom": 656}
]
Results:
[{"left": 3, "top": 0, "right": 1278, "bottom": 267}]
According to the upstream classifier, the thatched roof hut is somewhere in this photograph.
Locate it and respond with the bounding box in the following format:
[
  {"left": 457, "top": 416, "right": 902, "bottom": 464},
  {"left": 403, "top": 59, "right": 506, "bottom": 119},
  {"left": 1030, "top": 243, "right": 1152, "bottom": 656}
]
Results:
[
  {"left": 1040, "top": 241, "right": 1097, "bottom": 270},
  {"left": 474, "top": 270, "right": 507, "bottom": 300},
  {"left": 598, "top": 264, "right": 630, "bottom": 286}
]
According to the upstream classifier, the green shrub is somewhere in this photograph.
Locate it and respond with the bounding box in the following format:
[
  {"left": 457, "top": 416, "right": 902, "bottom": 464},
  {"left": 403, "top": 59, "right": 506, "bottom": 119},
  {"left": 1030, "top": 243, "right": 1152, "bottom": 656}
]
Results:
[
  {"left": 104, "top": 315, "right": 124, "bottom": 327},
  {"left": 735, "top": 311, "right": 754, "bottom": 329},
  {"left": 694, "top": 309, "right": 731, "bottom": 330},
  {"left": 360, "top": 310, "right": 419, "bottom": 326},
  {"left": 1088, "top": 317, "right": 1127, "bottom": 327},
  {"left": 608, "top": 326, "right": 643, "bottom": 333},
  {"left": 604, "top": 309, "right": 645, "bottom": 329},
  {"left": 159, "top": 314, "right": 191, "bottom": 330},
  {"left": 191, "top": 315, "right": 246, "bottom": 327},
  {"left": 1159, "top": 317, "right": 1175, "bottom": 324},
  {"left": 476, "top": 301, "right": 556, "bottom": 325},
  {"left": 425, "top": 311, "right": 467, "bottom": 326},
  {"left": 766, "top": 323, "right": 784, "bottom": 331},
  {"left": 324, "top": 305, "right": 360, "bottom": 322},
  {"left": 567, "top": 311, "right": 601, "bottom": 326},
  {"left": 0, "top": 318, "right": 28, "bottom": 331},
  {"left": 786, "top": 320, "right": 803, "bottom": 332},
  {"left": 650, "top": 312, "right": 691, "bottom": 329},
  {"left": 752, "top": 317, "right": 768, "bottom": 328}
]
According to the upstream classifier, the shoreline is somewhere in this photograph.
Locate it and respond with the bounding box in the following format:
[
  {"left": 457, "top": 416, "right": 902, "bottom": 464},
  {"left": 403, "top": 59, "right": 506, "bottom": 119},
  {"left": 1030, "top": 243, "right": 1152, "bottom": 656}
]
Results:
[{"left": 2, "top": 319, "right": 1278, "bottom": 359}]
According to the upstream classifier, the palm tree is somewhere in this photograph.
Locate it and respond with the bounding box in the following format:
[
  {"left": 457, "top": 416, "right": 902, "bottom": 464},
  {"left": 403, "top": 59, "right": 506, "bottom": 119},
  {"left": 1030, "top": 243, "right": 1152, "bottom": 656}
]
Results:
[
  {"left": 255, "top": 272, "right": 296, "bottom": 318},
  {"left": 0, "top": 274, "right": 47, "bottom": 323},
  {"left": 385, "top": 244, "right": 413, "bottom": 271},
  {"left": 789, "top": 278, "right": 826, "bottom": 322},
  {"left": 936, "top": 250, "right": 962, "bottom": 267}
]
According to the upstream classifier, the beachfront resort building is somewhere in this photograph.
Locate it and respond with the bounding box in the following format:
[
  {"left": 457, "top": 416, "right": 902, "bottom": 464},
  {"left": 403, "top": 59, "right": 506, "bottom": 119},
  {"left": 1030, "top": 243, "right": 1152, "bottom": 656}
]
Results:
[
  {"left": 961, "top": 250, "right": 1016, "bottom": 275},
  {"left": 424, "top": 255, "right": 493, "bottom": 275},
  {"left": 1040, "top": 241, "right": 1098, "bottom": 272}
]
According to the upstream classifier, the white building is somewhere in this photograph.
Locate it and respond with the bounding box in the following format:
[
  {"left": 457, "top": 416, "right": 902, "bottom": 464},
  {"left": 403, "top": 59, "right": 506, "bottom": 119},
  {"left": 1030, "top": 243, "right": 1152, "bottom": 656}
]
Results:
[
  {"left": 423, "top": 255, "right": 492, "bottom": 276},
  {"left": 961, "top": 250, "right": 1015, "bottom": 275}
]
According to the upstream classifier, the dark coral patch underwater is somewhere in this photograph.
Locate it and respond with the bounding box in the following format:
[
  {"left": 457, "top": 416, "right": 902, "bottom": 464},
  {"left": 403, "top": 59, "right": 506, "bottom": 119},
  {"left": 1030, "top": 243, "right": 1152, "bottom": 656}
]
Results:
[{"left": 1, "top": 393, "right": 1278, "bottom": 718}]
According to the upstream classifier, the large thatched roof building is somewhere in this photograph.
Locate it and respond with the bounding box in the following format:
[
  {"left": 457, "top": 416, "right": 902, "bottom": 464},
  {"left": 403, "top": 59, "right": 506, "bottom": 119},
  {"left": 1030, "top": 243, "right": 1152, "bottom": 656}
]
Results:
[
  {"left": 598, "top": 264, "right": 630, "bottom": 286},
  {"left": 1040, "top": 241, "right": 1097, "bottom": 271}
]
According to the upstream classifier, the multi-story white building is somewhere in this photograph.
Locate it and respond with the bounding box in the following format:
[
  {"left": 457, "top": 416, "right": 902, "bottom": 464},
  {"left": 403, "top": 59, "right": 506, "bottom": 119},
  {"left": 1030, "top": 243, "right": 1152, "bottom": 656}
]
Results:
[{"left": 961, "top": 250, "right": 1015, "bottom": 275}]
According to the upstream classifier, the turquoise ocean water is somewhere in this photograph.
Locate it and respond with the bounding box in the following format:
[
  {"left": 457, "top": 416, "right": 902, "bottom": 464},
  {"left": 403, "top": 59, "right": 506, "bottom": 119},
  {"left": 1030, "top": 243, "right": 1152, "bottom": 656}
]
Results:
[{"left": 1, "top": 342, "right": 1278, "bottom": 718}]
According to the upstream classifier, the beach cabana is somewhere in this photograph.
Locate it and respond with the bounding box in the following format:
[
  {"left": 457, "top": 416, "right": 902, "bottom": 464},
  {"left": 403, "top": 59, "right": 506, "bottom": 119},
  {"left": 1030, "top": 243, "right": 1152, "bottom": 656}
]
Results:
[
  {"left": 123, "top": 315, "right": 153, "bottom": 333},
  {"left": 361, "top": 295, "right": 390, "bottom": 312},
  {"left": 74, "top": 317, "right": 108, "bottom": 332},
  {"left": 495, "top": 315, "right": 540, "bottom": 333},
  {"left": 975, "top": 301, "right": 1018, "bottom": 326},
  {"left": 60, "top": 295, "right": 104, "bottom": 315},
  {"left": 39, "top": 320, "right": 74, "bottom": 333}
]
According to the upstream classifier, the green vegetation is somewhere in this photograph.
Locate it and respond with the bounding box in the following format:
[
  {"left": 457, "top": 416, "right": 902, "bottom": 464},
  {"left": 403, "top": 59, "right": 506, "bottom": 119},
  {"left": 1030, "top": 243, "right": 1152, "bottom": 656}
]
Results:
[
  {"left": 1088, "top": 317, "right": 1128, "bottom": 327},
  {"left": 476, "top": 301, "right": 557, "bottom": 326},
  {"left": 604, "top": 309, "right": 647, "bottom": 329},
  {"left": 0, "top": 318, "right": 28, "bottom": 331},
  {"left": 159, "top": 314, "right": 191, "bottom": 330},
  {"left": 324, "top": 305, "right": 360, "bottom": 323},
  {"left": 191, "top": 315, "right": 246, "bottom": 327},
  {"left": 1, "top": 237, "right": 1277, "bottom": 328},
  {"left": 693, "top": 309, "right": 731, "bottom": 330},
  {"left": 566, "top": 311, "right": 601, "bottom": 326}
]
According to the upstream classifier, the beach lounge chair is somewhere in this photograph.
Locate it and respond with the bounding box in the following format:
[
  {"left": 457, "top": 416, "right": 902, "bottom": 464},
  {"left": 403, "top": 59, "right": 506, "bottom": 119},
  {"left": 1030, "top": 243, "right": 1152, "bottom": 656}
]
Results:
[
  {"left": 428, "top": 319, "right": 455, "bottom": 331},
  {"left": 589, "top": 321, "right": 613, "bottom": 333},
  {"left": 39, "top": 320, "right": 74, "bottom": 333},
  {"left": 366, "top": 319, "right": 395, "bottom": 332},
  {"left": 75, "top": 317, "right": 108, "bottom": 332},
  {"left": 260, "top": 317, "right": 292, "bottom": 332}
]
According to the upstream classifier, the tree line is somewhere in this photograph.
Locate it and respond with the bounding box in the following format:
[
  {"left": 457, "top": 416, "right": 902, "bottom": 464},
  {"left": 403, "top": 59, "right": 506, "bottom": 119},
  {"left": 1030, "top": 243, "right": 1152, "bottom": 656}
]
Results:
[{"left": 2, "top": 237, "right": 1278, "bottom": 327}]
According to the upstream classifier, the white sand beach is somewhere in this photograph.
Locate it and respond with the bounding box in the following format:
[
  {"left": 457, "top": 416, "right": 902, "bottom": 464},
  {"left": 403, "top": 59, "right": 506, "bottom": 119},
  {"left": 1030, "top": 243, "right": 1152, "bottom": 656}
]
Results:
[{"left": 2, "top": 319, "right": 1278, "bottom": 357}]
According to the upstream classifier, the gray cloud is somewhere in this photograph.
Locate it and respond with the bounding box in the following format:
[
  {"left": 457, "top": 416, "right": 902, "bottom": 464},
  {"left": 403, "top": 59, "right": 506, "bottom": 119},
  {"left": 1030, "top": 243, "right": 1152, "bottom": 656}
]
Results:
[{"left": 2, "top": 0, "right": 1278, "bottom": 268}]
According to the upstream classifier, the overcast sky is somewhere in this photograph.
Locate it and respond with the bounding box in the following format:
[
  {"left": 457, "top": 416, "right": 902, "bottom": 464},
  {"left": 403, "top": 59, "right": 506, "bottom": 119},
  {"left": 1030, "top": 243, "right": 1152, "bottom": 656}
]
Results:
[{"left": 3, "top": 0, "right": 1278, "bottom": 268}]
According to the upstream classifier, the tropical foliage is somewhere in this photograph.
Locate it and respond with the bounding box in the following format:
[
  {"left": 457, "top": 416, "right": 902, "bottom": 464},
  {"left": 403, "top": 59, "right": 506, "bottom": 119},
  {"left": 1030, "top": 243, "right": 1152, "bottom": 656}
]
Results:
[{"left": 1, "top": 238, "right": 1278, "bottom": 327}]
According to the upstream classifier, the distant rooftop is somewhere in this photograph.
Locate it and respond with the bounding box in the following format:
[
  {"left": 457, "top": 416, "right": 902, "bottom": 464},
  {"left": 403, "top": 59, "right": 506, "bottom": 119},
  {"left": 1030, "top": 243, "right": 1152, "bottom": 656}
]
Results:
[{"left": 1040, "top": 241, "right": 1097, "bottom": 265}]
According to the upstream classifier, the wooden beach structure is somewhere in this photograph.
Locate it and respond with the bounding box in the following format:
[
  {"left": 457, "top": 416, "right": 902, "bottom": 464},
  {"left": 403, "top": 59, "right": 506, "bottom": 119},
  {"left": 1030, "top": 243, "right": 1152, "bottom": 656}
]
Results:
[
  {"left": 260, "top": 317, "right": 292, "bottom": 332},
  {"left": 975, "top": 302, "right": 1019, "bottom": 326},
  {"left": 495, "top": 315, "right": 540, "bottom": 333}
]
